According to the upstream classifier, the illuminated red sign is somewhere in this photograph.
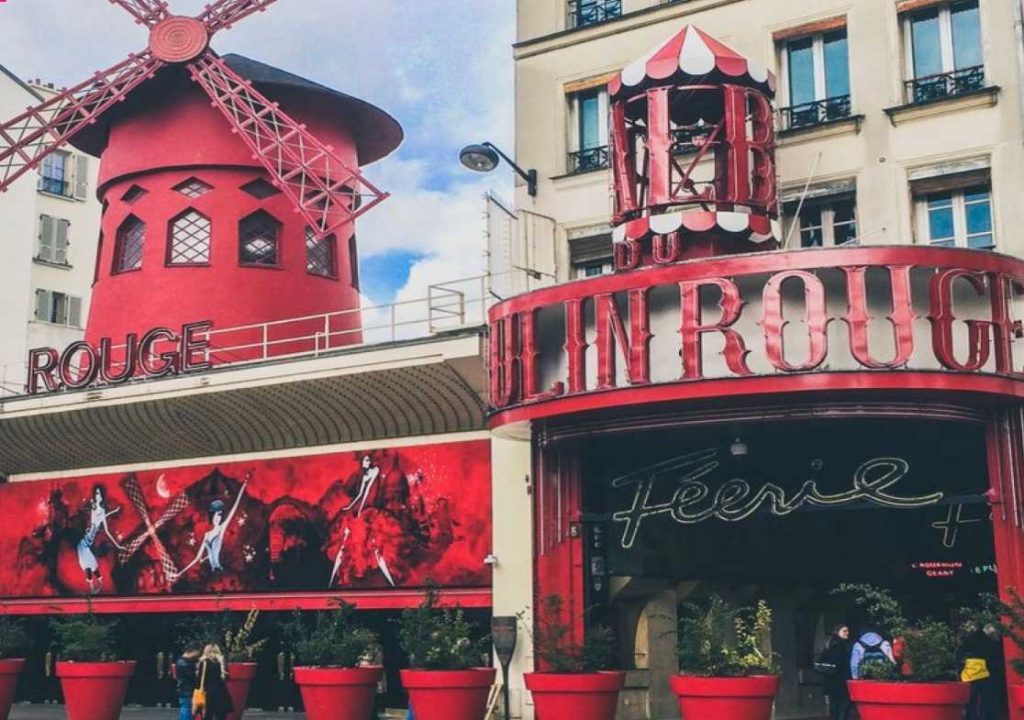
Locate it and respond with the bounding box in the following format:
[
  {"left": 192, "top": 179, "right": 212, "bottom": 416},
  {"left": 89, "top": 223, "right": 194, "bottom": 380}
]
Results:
[
  {"left": 27, "top": 321, "right": 213, "bottom": 395},
  {"left": 488, "top": 247, "right": 1024, "bottom": 414}
]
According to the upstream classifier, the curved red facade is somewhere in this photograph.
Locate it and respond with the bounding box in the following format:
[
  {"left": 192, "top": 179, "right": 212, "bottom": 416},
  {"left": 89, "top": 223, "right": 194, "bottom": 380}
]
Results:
[{"left": 78, "top": 60, "right": 402, "bottom": 359}]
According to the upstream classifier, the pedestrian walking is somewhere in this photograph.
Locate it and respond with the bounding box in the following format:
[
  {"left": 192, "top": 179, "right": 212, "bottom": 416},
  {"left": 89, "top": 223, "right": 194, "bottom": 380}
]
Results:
[
  {"left": 850, "top": 628, "right": 895, "bottom": 679},
  {"left": 817, "top": 625, "right": 853, "bottom": 720},
  {"left": 197, "top": 644, "right": 235, "bottom": 720},
  {"left": 962, "top": 622, "right": 1004, "bottom": 720},
  {"left": 174, "top": 645, "right": 201, "bottom": 720}
]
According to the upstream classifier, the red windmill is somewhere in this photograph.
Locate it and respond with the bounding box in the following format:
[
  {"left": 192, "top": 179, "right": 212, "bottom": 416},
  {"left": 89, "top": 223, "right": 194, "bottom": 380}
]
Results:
[{"left": 1, "top": 0, "right": 403, "bottom": 367}]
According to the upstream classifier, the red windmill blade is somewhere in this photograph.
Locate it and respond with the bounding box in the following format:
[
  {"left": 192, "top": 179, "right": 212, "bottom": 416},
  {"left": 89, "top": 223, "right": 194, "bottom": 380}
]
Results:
[{"left": 0, "top": 0, "right": 387, "bottom": 238}]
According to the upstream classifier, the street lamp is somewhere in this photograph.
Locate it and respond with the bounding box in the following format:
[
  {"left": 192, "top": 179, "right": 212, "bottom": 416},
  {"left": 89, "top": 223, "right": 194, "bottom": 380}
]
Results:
[{"left": 459, "top": 142, "right": 538, "bottom": 197}]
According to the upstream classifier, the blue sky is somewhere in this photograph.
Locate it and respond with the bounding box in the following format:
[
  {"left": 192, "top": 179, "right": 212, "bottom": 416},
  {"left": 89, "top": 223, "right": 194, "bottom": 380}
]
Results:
[{"left": 0, "top": 0, "right": 515, "bottom": 305}]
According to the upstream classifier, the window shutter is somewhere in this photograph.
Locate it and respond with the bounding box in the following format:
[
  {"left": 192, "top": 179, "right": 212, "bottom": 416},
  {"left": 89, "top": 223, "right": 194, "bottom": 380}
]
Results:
[
  {"left": 55, "top": 219, "right": 70, "bottom": 264},
  {"left": 33, "top": 289, "right": 49, "bottom": 322},
  {"left": 38, "top": 215, "right": 55, "bottom": 262},
  {"left": 74, "top": 155, "right": 89, "bottom": 201},
  {"left": 68, "top": 296, "right": 82, "bottom": 328}
]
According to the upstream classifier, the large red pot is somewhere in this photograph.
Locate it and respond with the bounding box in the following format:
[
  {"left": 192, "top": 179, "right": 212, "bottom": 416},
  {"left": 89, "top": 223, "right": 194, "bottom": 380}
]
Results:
[
  {"left": 294, "top": 666, "right": 382, "bottom": 720},
  {"left": 225, "top": 662, "right": 258, "bottom": 720},
  {"left": 0, "top": 659, "right": 25, "bottom": 720},
  {"left": 56, "top": 660, "right": 136, "bottom": 720},
  {"left": 525, "top": 671, "right": 625, "bottom": 720},
  {"left": 669, "top": 674, "right": 780, "bottom": 720},
  {"left": 848, "top": 680, "right": 970, "bottom": 720},
  {"left": 400, "top": 668, "right": 496, "bottom": 720}
]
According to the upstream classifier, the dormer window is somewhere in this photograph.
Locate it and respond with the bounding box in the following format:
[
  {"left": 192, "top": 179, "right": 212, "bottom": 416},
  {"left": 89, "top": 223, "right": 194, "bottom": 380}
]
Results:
[
  {"left": 239, "top": 211, "right": 281, "bottom": 267},
  {"left": 168, "top": 209, "right": 212, "bottom": 265}
]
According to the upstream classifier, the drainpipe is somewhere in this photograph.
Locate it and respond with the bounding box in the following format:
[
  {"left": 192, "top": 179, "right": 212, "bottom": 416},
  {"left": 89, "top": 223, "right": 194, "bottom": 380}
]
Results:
[{"left": 1013, "top": 0, "right": 1024, "bottom": 138}]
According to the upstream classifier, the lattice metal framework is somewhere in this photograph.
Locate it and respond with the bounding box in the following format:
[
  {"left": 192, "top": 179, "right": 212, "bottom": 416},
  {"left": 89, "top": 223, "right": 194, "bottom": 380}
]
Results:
[
  {"left": 240, "top": 210, "right": 279, "bottom": 265},
  {"left": 0, "top": 0, "right": 388, "bottom": 240},
  {"left": 169, "top": 209, "right": 212, "bottom": 265},
  {"left": 174, "top": 176, "right": 213, "bottom": 198},
  {"left": 114, "top": 215, "right": 146, "bottom": 272},
  {"left": 305, "top": 227, "right": 336, "bottom": 278}
]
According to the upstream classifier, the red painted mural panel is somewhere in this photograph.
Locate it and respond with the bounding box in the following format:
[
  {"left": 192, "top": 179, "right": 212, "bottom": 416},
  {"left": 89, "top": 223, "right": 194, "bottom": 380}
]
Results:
[{"left": 0, "top": 440, "right": 491, "bottom": 599}]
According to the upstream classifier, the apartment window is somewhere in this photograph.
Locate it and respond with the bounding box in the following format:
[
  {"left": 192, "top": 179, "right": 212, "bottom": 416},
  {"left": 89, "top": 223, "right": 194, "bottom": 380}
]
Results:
[
  {"left": 240, "top": 211, "right": 280, "bottom": 266},
  {"left": 305, "top": 227, "right": 337, "bottom": 278},
  {"left": 38, "top": 152, "right": 88, "bottom": 199},
  {"left": 786, "top": 197, "right": 858, "bottom": 248},
  {"left": 37, "top": 215, "right": 71, "bottom": 265},
  {"left": 34, "top": 289, "right": 82, "bottom": 327},
  {"left": 780, "top": 29, "right": 851, "bottom": 130},
  {"left": 113, "top": 215, "right": 145, "bottom": 273},
  {"left": 568, "top": 88, "right": 609, "bottom": 174},
  {"left": 917, "top": 183, "right": 993, "bottom": 249},
  {"left": 168, "top": 209, "right": 212, "bottom": 265},
  {"left": 570, "top": 231, "right": 613, "bottom": 278},
  {"left": 904, "top": 1, "right": 984, "bottom": 103},
  {"left": 568, "top": 0, "right": 621, "bottom": 29}
]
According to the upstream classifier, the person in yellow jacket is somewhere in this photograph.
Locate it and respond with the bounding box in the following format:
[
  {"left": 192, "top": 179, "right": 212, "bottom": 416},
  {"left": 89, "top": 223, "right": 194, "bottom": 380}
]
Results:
[{"left": 961, "top": 623, "right": 1004, "bottom": 720}]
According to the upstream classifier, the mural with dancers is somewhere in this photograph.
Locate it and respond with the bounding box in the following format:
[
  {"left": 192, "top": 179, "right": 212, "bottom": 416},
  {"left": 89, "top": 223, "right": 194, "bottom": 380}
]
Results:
[{"left": 0, "top": 440, "right": 491, "bottom": 597}]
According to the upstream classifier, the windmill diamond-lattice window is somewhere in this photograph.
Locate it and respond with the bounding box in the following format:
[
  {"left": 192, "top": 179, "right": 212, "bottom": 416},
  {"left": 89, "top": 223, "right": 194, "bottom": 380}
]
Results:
[
  {"left": 305, "top": 228, "right": 336, "bottom": 278},
  {"left": 240, "top": 211, "right": 280, "bottom": 266},
  {"left": 174, "top": 177, "right": 213, "bottom": 198},
  {"left": 114, "top": 216, "right": 145, "bottom": 273},
  {"left": 121, "top": 185, "right": 148, "bottom": 204},
  {"left": 241, "top": 178, "right": 281, "bottom": 199},
  {"left": 169, "top": 210, "right": 211, "bottom": 265}
]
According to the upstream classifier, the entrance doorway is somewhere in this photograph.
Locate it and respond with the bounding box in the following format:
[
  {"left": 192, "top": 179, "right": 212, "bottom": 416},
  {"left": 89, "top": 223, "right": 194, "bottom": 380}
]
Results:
[{"left": 580, "top": 418, "right": 997, "bottom": 718}]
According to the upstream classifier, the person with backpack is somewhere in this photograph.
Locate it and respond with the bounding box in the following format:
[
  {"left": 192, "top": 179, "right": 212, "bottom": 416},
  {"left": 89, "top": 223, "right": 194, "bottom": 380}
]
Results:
[
  {"left": 850, "top": 629, "right": 895, "bottom": 679},
  {"left": 174, "top": 645, "right": 202, "bottom": 720},
  {"left": 817, "top": 625, "right": 853, "bottom": 720}
]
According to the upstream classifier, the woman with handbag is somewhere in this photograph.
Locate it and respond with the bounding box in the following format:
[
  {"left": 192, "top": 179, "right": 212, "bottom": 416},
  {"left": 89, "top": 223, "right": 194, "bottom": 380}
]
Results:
[
  {"left": 196, "top": 644, "right": 235, "bottom": 720},
  {"left": 817, "top": 625, "right": 853, "bottom": 720}
]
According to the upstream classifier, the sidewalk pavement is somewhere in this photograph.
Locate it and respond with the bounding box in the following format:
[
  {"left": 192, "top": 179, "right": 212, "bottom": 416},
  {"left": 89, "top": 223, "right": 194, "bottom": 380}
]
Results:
[{"left": 9, "top": 706, "right": 307, "bottom": 719}]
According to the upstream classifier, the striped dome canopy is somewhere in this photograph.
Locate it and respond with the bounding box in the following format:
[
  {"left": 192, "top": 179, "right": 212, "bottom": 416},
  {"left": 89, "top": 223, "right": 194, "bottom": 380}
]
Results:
[{"left": 609, "top": 26, "right": 776, "bottom": 100}]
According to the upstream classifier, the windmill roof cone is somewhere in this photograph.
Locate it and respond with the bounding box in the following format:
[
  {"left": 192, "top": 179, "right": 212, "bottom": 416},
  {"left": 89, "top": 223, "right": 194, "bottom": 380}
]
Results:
[{"left": 0, "top": 0, "right": 403, "bottom": 361}]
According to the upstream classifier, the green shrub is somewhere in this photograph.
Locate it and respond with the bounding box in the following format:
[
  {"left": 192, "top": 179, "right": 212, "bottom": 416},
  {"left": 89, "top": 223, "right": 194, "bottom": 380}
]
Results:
[
  {"left": 0, "top": 617, "right": 29, "bottom": 660},
  {"left": 677, "top": 595, "right": 778, "bottom": 677},
  {"left": 901, "top": 621, "right": 958, "bottom": 682},
  {"left": 529, "top": 595, "right": 616, "bottom": 674},
  {"left": 285, "top": 601, "right": 377, "bottom": 668},
  {"left": 181, "top": 609, "right": 267, "bottom": 663},
  {"left": 50, "top": 614, "right": 118, "bottom": 662},
  {"left": 398, "top": 586, "right": 489, "bottom": 670},
  {"left": 858, "top": 659, "right": 899, "bottom": 681}
]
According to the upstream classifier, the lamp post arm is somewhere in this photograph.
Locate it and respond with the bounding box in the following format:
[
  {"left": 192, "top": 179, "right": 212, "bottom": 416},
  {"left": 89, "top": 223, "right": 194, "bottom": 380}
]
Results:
[{"left": 483, "top": 142, "right": 538, "bottom": 197}]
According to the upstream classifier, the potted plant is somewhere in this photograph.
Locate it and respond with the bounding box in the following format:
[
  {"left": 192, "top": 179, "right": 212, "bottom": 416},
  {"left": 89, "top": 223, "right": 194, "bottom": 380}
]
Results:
[
  {"left": 985, "top": 586, "right": 1024, "bottom": 711},
  {"left": 836, "top": 584, "right": 968, "bottom": 720},
  {"left": 0, "top": 616, "right": 29, "bottom": 720},
  {"left": 193, "top": 609, "right": 267, "bottom": 720},
  {"left": 51, "top": 612, "right": 135, "bottom": 720},
  {"left": 286, "top": 600, "right": 381, "bottom": 720},
  {"left": 398, "top": 586, "right": 494, "bottom": 720},
  {"left": 670, "top": 595, "right": 780, "bottom": 720},
  {"left": 522, "top": 595, "right": 623, "bottom": 720}
]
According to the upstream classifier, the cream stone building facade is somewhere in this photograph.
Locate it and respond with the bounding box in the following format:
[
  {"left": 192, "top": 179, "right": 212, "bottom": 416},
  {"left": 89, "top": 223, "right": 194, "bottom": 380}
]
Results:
[
  {"left": 489, "top": 1, "right": 1024, "bottom": 719},
  {"left": 0, "top": 67, "right": 101, "bottom": 394}
]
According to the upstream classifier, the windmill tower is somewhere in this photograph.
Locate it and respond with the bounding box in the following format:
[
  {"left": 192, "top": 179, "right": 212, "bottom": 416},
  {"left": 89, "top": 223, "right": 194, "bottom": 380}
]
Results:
[{"left": 0, "top": 0, "right": 402, "bottom": 360}]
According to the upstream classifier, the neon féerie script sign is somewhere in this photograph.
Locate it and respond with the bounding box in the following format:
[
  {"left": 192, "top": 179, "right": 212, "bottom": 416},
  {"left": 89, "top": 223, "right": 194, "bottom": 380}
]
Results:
[{"left": 610, "top": 448, "right": 943, "bottom": 549}]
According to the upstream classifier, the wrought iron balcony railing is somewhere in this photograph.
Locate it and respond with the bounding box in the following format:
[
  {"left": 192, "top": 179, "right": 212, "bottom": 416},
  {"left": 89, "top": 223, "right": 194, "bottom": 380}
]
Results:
[
  {"left": 779, "top": 95, "right": 853, "bottom": 131},
  {"left": 38, "top": 176, "right": 73, "bottom": 197},
  {"left": 568, "top": 0, "right": 622, "bottom": 29},
  {"left": 906, "top": 65, "right": 985, "bottom": 104},
  {"left": 568, "top": 145, "right": 610, "bottom": 175}
]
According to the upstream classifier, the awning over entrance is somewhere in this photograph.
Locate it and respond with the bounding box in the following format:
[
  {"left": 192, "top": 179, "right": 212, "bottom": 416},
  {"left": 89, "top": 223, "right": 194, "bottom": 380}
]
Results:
[{"left": 0, "top": 329, "right": 486, "bottom": 476}]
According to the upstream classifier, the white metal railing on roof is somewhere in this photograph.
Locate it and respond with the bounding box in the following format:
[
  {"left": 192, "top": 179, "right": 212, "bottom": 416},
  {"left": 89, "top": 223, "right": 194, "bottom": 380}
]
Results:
[{"left": 0, "top": 274, "right": 501, "bottom": 401}]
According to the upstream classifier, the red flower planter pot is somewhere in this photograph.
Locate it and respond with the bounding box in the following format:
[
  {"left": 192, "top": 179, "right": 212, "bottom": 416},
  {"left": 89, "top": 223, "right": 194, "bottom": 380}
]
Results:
[
  {"left": 669, "top": 674, "right": 780, "bottom": 720},
  {"left": 0, "top": 659, "right": 25, "bottom": 720},
  {"left": 400, "top": 668, "right": 496, "bottom": 720},
  {"left": 294, "top": 666, "right": 383, "bottom": 720},
  {"left": 848, "top": 680, "right": 970, "bottom": 720},
  {"left": 1011, "top": 683, "right": 1024, "bottom": 709},
  {"left": 56, "top": 660, "right": 136, "bottom": 720},
  {"left": 524, "top": 671, "right": 625, "bottom": 720},
  {"left": 225, "top": 662, "right": 258, "bottom": 720}
]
